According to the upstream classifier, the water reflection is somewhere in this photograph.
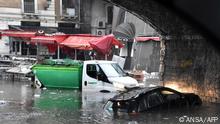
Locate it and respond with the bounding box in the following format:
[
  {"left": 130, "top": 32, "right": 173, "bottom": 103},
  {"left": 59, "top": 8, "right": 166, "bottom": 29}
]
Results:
[
  {"left": 0, "top": 80, "right": 219, "bottom": 124},
  {"left": 34, "top": 89, "right": 81, "bottom": 110}
]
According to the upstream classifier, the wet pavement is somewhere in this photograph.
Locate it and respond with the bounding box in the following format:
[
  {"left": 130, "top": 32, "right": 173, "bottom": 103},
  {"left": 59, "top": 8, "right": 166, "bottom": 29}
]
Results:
[{"left": 0, "top": 80, "right": 220, "bottom": 124}]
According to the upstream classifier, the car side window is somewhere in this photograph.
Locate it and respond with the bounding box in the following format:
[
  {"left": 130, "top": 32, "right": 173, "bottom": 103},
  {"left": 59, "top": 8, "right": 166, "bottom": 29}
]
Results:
[
  {"left": 138, "top": 95, "right": 148, "bottom": 111},
  {"left": 161, "top": 90, "right": 180, "bottom": 101},
  {"left": 86, "top": 64, "right": 109, "bottom": 83},
  {"left": 86, "top": 64, "right": 98, "bottom": 79},
  {"left": 147, "top": 92, "right": 163, "bottom": 108}
]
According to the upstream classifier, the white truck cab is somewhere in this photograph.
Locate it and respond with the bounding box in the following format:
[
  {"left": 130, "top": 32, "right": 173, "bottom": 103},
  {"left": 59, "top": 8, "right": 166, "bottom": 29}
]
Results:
[{"left": 82, "top": 60, "right": 139, "bottom": 92}]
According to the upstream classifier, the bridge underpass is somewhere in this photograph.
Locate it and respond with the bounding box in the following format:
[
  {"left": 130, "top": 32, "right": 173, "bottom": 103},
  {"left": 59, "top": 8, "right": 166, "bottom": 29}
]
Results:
[{"left": 105, "top": 0, "right": 220, "bottom": 103}]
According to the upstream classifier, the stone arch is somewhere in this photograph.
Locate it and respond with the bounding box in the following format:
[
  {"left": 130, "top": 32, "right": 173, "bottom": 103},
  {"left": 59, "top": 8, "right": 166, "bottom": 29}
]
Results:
[{"left": 103, "top": 0, "right": 220, "bottom": 103}]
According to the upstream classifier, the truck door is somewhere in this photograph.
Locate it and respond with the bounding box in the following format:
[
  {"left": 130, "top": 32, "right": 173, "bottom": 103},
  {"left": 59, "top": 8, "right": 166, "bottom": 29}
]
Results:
[{"left": 82, "top": 64, "right": 104, "bottom": 91}]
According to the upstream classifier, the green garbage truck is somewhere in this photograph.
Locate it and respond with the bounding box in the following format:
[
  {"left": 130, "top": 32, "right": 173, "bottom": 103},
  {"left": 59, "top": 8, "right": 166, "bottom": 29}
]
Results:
[{"left": 32, "top": 59, "right": 139, "bottom": 92}]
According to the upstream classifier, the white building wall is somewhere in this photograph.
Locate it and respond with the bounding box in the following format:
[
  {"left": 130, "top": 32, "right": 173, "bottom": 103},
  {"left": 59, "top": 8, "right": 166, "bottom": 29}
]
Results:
[
  {"left": 0, "top": 7, "right": 22, "bottom": 27},
  {"left": 0, "top": 22, "right": 9, "bottom": 54},
  {"left": 0, "top": 0, "right": 57, "bottom": 55},
  {"left": 90, "top": 0, "right": 107, "bottom": 35},
  {"left": 0, "top": 37, "right": 10, "bottom": 54},
  {"left": 0, "top": 0, "right": 57, "bottom": 28},
  {"left": 38, "top": 0, "right": 57, "bottom": 27}
]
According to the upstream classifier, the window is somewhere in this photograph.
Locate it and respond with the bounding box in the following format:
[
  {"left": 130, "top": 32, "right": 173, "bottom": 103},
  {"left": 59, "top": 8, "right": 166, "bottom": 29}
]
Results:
[
  {"left": 148, "top": 92, "right": 163, "bottom": 108},
  {"left": 61, "top": 0, "right": 79, "bottom": 16},
  {"left": 86, "top": 64, "right": 109, "bottom": 83},
  {"left": 86, "top": 64, "right": 98, "bottom": 79},
  {"left": 24, "top": 0, "right": 35, "bottom": 13},
  {"left": 12, "top": 41, "right": 20, "bottom": 52},
  {"left": 21, "top": 21, "right": 40, "bottom": 27},
  {"left": 107, "top": 6, "right": 113, "bottom": 25},
  {"left": 138, "top": 95, "right": 148, "bottom": 111},
  {"left": 161, "top": 90, "right": 175, "bottom": 95},
  {"left": 99, "top": 63, "right": 127, "bottom": 77},
  {"left": 161, "top": 90, "right": 181, "bottom": 101}
]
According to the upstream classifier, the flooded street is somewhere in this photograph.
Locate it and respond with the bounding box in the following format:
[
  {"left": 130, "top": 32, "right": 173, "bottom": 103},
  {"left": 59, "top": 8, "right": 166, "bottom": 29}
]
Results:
[{"left": 0, "top": 80, "right": 219, "bottom": 124}]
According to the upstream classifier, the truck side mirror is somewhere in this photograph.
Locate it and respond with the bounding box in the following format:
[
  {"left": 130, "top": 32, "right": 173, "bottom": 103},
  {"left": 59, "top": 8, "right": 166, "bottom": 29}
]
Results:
[{"left": 126, "top": 72, "right": 129, "bottom": 76}]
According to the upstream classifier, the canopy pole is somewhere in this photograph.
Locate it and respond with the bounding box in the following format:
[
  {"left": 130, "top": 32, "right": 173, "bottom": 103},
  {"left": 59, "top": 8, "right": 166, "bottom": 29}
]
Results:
[
  {"left": 105, "top": 54, "right": 107, "bottom": 60},
  {"left": 27, "top": 44, "right": 30, "bottom": 57},
  {"left": 74, "top": 49, "right": 77, "bottom": 60},
  {"left": 57, "top": 44, "right": 60, "bottom": 59},
  {"left": 36, "top": 42, "right": 39, "bottom": 58},
  {"left": 15, "top": 42, "right": 17, "bottom": 55}
]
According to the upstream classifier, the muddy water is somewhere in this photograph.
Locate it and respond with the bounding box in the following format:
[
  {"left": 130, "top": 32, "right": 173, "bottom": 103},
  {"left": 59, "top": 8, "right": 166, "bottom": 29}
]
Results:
[{"left": 0, "top": 80, "right": 219, "bottom": 124}]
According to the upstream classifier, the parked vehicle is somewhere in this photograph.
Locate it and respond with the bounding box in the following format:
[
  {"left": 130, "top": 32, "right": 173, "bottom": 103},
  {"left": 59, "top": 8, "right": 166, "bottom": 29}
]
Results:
[
  {"left": 31, "top": 59, "right": 139, "bottom": 92},
  {"left": 104, "top": 86, "right": 202, "bottom": 113}
]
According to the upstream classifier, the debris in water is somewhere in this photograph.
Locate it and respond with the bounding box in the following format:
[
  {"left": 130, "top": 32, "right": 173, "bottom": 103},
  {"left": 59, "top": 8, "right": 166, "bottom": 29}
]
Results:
[
  {"left": 163, "top": 117, "right": 169, "bottom": 120},
  {"left": 50, "top": 92, "right": 57, "bottom": 95},
  {"left": 0, "top": 100, "right": 6, "bottom": 105},
  {"left": 128, "top": 121, "right": 138, "bottom": 124},
  {"left": 34, "top": 94, "right": 40, "bottom": 97},
  {"left": 0, "top": 91, "right": 4, "bottom": 94}
]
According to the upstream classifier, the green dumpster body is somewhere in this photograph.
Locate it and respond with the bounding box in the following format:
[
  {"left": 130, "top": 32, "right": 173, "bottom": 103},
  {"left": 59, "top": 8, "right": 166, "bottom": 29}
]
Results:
[{"left": 32, "top": 59, "right": 83, "bottom": 89}]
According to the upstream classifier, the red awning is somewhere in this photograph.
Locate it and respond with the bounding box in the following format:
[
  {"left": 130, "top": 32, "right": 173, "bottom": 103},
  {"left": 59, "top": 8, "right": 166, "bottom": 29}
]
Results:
[
  {"left": 89, "top": 34, "right": 124, "bottom": 55},
  {"left": 135, "top": 37, "right": 160, "bottom": 42},
  {"left": 0, "top": 30, "right": 36, "bottom": 38},
  {"left": 31, "top": 35, "right": 67, "bottom": 53},
  {"left": 31, "top": 35, "right": 67, "bottom": 44},
  {"left": 61, "top": 34, "right": 123, "bottom": 54},
  {"left": 61, "top": 35, "right": 100, "bottom": 50}
]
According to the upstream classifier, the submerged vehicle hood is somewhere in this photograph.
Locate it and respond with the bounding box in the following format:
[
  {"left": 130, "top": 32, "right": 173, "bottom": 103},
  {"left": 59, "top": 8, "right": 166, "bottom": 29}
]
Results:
[{"left": 108, "top": 76, "right": 139, "bottom": 88}]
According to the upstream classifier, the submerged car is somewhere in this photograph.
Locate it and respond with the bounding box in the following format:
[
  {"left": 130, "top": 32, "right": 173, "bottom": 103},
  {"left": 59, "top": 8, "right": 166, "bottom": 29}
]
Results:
[{"left": 104, "top": 86, "right": 202, "bottom": 113}]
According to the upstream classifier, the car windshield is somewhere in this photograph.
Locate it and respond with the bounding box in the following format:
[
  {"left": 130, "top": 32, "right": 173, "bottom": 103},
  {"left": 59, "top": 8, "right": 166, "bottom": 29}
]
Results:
[{"left": 99, "top": 63, "right": 127, "bottom": 77}]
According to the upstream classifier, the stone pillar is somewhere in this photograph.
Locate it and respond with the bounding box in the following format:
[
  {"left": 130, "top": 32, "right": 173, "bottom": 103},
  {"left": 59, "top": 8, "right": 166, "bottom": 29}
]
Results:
[{"left": 159, "top": 38, "right": 165, "bottom": 86}]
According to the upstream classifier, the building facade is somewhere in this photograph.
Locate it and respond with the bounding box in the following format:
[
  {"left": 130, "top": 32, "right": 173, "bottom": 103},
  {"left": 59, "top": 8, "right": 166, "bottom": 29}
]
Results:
[{"left": 0, "top": 0, "right": 113, "bottom": 56}]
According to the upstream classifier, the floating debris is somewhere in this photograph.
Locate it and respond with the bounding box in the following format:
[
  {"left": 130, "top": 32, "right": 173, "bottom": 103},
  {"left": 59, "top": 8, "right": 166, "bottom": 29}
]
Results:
[
  {"left": 163, "top": 117, "right": 169, "bottom": 120},
  {"left": 34, "top": 94, "right": 40, "bottom": 98},
  {"left": 128, "top": 121, "right": 139, "bottom": 124},
  {"left": 49, "top": 92, "right": 57, "bottom": 95},
  {"left": 0, "top": 100, "right": 7, "bottom": 105},
  {"left": 42, "top": 87, "right": 47, "bottom": 90}
]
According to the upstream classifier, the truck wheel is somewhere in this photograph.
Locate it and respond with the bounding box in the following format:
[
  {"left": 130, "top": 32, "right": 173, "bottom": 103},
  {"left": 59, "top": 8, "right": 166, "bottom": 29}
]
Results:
[
  {"left": 34, "top": 77, "right": 43, "bottom": 88},
  {"left": 100, "top": 90, "right": 110, "bottom": 93},
  {"left": 35, "top": 80, "right": 42, "bottom": 88}
]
